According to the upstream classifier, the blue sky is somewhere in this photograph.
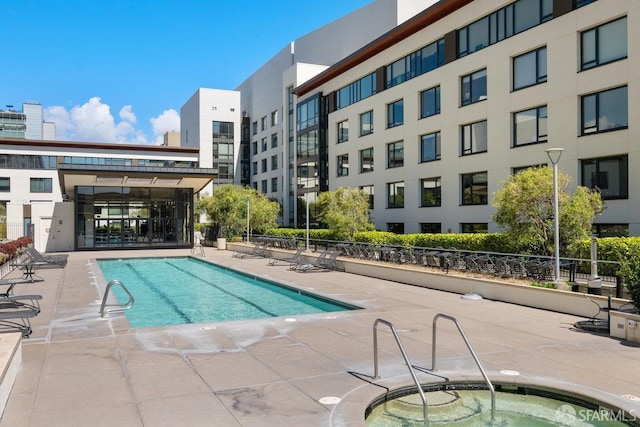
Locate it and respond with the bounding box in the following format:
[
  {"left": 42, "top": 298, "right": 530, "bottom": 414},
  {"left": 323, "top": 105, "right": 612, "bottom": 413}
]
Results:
[{"left": 3, "top": 1, "right": 371, "bottom": 144}]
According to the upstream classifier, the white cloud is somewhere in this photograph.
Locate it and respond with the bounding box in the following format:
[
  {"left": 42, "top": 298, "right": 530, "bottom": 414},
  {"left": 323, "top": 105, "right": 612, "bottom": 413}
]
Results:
[
  {"left": 43, "top": 97, "right": 180, "bottom": 145},
  {"left": 150, "top": 109, "right": 180, "bottom": 145}
]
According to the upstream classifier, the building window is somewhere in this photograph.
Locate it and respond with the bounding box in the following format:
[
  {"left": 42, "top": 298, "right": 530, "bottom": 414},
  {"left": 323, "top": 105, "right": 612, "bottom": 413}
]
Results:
[
  {"left": 387, "top": 100, "right": 404, "bottom": 128},
  {"left": 252, "top": 141, "right": 258, "bottom": 155},
  {"left": 461, "top": 121, "right": 488, "bottom": 156},
  {"left": 513, "top": 164, "right": 545, "bottom": 175},
  {"left": 513, "top": 46, "right": 547, "bottom": 90},
  {"left": 385, "top": 39, "right": 444, "bottom": 88},
  {"left": 336, "top": 72, "right": 377, "bottom": 110},
  {"left": 212, "top": 121, "right": 234, "bottom": 139},
  {"left": 420, "top": 86, "right": 440, "bottom": 118},
  {"left": 271, "top": 155, "right": 278, "bottom": 170},
  {"left": 513, "top": 106, "right": 547, "bottom": 147},
  {"left": 0, "top": 177, "right": 9, "bottom": 192},
  {"left": 252, "top": 121, "right": 258, "bottom": 135},
  {"left": 337, "top": 120, "right": 349, "bottom": 143},
  {"left": 261, "top": 137, "right": 267, "bottom": 152},
  {"left": 271, "top": 110, "right": 278, "bottom": 126},
  {"left": 30, "top": 178, "right": 52, "bottom": 193},
  {"left": 252, "top": 161, "right": 258, "bottom": 175},
  {"left": 421, "top": 177, "right": 441, "bottom": 207},
  {"left": 387, "top": 223, "right": 404, "bottom": 234},
  {"left": 387, "top": 141, "right": 404, "bottom": 168},
  {"left": 461, "top": 172, "right": 488, "bottom": 205},
  {"left": 581, "top": 86, "right": 627, "bottom": 135},
  {"left": 360, "top": 148, "right": 374, "bottom": 173},
  {"left": 261, "top": 180, "right": 267, "bottom": 194},
  {"left": 581, "top": 17, "right": 627, "bottom": 71},
  {"left": 271, "top": 133, "right": 278, "bottom": 148},
  {"left": 260, "top": 116, "right": 267, "bottom": 131},
  {"left": 360, "top": 110, "right": 373, "bottom": 136},
  {"left": 461, "top": 223, "right": 488, "bottom": 233},
  {"left": 271, "top": 177, "right": 278, "bottom": 193},
  {"left": 457, "top": 0, "right": 553, "bottom": 58},
  {"left": 361, "top": 185, "right": 374, "bottom": 209},
  {"left": 261, "top": 159, "right": 267, "bottom": 173},
  {"left": 387, "top": 181, "right": 404, "bottom": 208},
  {"left": 420, "top": 132, "right": 441, "bottom": 162},
  {"left": 420, "top": 223, "right": 441, "bottom": 233},
  {"left": 461, "top": 69, "right": 487, "bottom": 106},
  {"left": 337, "top": 154, "right": 349, "bottom": 177},
  {"left": 581, "top": 155, "right": 628, "bottom": 199}
]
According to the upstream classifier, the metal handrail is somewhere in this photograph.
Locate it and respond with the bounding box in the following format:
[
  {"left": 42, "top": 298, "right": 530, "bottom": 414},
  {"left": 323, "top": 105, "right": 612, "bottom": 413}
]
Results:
[
  {"left": 373, "top": 319, "right": 429, "bottom": 426},
  {"left": 99, "top": 279, "right": 134, "bottom": 318},
  {"left": 431, "top": 313, "right": 495, "bottom": 422}
]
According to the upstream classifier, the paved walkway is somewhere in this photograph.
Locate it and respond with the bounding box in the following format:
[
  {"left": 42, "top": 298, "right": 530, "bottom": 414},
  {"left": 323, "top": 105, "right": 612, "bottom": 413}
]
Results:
[{"left": 1, "top": 248, "right": 639, "bottom": 426}]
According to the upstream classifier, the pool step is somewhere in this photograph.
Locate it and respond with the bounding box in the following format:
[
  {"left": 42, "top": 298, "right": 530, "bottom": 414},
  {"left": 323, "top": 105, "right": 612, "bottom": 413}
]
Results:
[{"left": 0, "top": 333, "right": 22, "bottom": 418}]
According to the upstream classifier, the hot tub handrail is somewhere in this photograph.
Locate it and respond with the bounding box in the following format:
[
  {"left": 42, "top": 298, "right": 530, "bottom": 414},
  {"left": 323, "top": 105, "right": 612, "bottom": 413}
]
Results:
[
  {"left": 99, "top": 279, "right": 135, "bottom": 318},
  {"left": 431, "top": 313, "right": 495, "bottom": 422},
  {"left": 373, "top": 318, "right": 429, "bottom": 426}
]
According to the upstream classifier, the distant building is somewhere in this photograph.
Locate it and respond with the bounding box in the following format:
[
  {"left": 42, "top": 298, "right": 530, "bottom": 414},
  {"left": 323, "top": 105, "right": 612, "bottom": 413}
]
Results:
[
  {"left": 0, "top": 102, "right": 54, "bottom": 140},
  {"left": 163, "top": 131, "right": 181, "bottom": 147}
]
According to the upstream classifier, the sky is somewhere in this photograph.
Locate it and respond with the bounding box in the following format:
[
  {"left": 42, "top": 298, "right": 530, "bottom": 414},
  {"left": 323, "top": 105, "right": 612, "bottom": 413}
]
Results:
[{"left": 3, "top": 0, "right": 372, "bottom": 145}]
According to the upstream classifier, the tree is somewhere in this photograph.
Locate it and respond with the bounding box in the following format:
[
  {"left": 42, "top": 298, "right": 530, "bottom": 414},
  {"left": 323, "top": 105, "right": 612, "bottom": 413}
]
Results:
[
  {"left": 196, "top": 184, "right": 279, "bottom": 239},
  {"left": 316, "top": 187, "right": 374, "bottom": 240},
  {"left": 492, "top": 167, "right": 603, "bottom": 255}
]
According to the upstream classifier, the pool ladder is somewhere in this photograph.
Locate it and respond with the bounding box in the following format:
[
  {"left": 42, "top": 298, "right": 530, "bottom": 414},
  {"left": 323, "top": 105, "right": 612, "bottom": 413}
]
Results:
[
  {"left": 373, "top": 313, "right": 496, "bottom": 426},
  {"left": 99, "top": 279, "right": 135, "bottom": 318}
]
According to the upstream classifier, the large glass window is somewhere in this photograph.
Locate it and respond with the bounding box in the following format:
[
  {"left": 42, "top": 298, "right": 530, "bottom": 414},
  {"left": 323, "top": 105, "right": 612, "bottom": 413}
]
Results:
[
  {"left": 387, "top": 181, "right": 404, "bottom": 208},
  {"left": 420, "top": 132, "right": 441, "bottom": 162},
  {"left": 337, "top": 154, "right": 349, "bottom": 177},
  {"left": 581, "top": 17, "right": 627, "bottom": 70},
  {"left": 420, "top": 223, "right": 441, "bottom": 233},
  {"left": 385, "top": 39, "right": 445, "bottom": 88},
  {"left": 513, "top": 46, "right": 547, "bottom": 90},
  {"left": 581, "top": 86, "right": 627, "bottom": 135},
  {"left": 212, "top": 121, "right": 234, "bottom": 139},
  {"left": 513, "top": 106, "right": 547, "bottom": 146},
  {"left": 387, "top": 100, "right": 404, "bottom": 128},
  {"left": 387, "top": 141, "right": 404, "bottom": 168},
  {"left": 297, "top": 96, "right": 319, "bottom": 131},
  {"left": 30, "top": 178, "right": 52, "bottom": 193},
  {"left": 337, "top": 120, "right": 348, "bottom": 143},
  {"left": 420, "top": 86, "right": 440, "bottom": 118},
  {"left": 421, "top": 177, "right": 441, "bottom": 207},
  {"left": 271, "top": 177, "right": 278, "bottom": 193},
  {"left": 361, "top": 185, "right": 374, "bottom": 209},
  {"left": 360, "top": 148, "right": 374, "bottom": 173},
  {"left": 461, "top": 121, "right": 488, "bottom": 156},
  {"left": 461, "top": 69, "right": 487, "bottom": 106},
  {"left": 271, "top": 133, "right": 278, "bottom": 148},
  {"left": 461, "top": 172, "right": 488, "bottom": 205},
  {"left": 461, "top": 223, "right": 488, "bottom": 233},
  {"left": 581, "top": 155, "right": 627, "bottom": 199},
  {"left": 0, "top": 177, "right": 9, "bottom": 192},
  {"left": 336, "top": 72, "right": 377, "bottom": 110},
  {"left": 360, "top": 111, "right": 374, "bottom": 136},
  {"left": 271, "top": 155, "right": 278, "bottom": 170}
]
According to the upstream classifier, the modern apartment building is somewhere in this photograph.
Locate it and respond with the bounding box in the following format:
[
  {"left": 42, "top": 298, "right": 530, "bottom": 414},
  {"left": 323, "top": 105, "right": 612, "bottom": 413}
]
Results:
[
  {"left": 0, "top": 102, "right": 55, "bottom": 140},
  {"left": 292, "top": 0, "right": 637, "bottom": 236},
  {"left": 180, "top": 0, "right": 439, "bottom": 226}
]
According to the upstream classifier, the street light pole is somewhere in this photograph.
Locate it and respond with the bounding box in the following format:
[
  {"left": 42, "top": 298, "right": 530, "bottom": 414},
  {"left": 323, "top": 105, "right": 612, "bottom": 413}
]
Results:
[
  {"left": 545, "top": 148, "right": 564, "bottom": 283},
  {"left": 305, "top": 192, "right": 310, "bottom": 251}
]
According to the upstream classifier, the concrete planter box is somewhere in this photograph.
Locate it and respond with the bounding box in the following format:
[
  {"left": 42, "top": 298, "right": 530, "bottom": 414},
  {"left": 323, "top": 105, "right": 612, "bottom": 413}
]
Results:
[{"left": 609, "top": 311, "right": 640, "bottom": 343}]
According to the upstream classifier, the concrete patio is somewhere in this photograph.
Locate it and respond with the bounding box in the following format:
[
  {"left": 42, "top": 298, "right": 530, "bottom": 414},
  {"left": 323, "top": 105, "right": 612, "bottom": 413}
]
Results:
[{"left": 1, "top": 248, "right": 639, "bottom": 426}]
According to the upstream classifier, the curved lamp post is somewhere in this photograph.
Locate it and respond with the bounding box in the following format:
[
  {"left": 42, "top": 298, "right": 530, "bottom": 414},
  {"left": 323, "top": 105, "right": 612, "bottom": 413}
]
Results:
[{"left": 545, "top": 148, "right": 564, "bottom": 283}]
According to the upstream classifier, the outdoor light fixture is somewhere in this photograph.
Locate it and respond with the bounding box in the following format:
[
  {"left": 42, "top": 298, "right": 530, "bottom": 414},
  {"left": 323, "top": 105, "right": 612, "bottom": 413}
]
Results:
[
  {"left": 246, "top": 196, "right": 250, "bottom": 243},
  {"left": 545, "top": 147, "right": 565, "bottom": 283}
]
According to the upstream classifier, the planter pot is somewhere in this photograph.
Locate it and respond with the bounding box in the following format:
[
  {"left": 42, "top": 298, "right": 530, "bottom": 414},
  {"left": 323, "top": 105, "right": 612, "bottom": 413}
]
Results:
[{"left": 216, "top": 238, "right": 227, "bottom": 250}]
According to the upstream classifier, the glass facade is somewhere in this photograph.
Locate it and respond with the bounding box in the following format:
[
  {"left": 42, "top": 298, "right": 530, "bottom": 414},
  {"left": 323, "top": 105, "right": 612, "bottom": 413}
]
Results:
[{"left": 75, "top": 186, "right": 193, "bottom": 250}]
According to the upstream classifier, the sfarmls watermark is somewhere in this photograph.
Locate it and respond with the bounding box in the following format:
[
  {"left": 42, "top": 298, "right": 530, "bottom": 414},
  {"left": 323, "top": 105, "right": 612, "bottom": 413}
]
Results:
[{"left": 555, "top": 404, "right": 637, "bottom": 424}]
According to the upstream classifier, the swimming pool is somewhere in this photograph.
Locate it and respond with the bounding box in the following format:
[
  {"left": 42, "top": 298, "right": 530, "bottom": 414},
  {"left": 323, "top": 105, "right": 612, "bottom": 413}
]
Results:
[
  {"left": 97, "top": 257, "right": 359, "bottom": 328},
  {"left": 365, "top": 383, "right": 639, "bottom": 426}
]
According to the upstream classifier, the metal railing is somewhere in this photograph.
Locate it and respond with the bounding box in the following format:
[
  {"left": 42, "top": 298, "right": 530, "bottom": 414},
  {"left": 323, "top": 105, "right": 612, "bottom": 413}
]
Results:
[
  {"left": 431, "top": 313, "right": 495, "bottom": 422},
  {"left": 99, "top": 279, "right": 134, "bottom": 318},
  {"left": 373, "top": 318, "right": 429, "bottom": 426}
]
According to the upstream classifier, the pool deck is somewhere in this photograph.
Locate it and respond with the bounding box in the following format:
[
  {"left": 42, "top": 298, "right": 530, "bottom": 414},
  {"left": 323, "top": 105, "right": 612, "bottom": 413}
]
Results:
[{"left": 1, "top": 248, "right": 639, "bottom": 426}]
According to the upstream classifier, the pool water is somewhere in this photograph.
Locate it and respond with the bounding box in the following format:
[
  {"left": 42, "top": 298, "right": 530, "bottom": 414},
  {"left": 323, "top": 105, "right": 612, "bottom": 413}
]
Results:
[
  {"left": 97, "top": 257, "right": 357, "bottom": 328},
  {"left": 366, "top": 387, "right": 635, "bottom": 426}
]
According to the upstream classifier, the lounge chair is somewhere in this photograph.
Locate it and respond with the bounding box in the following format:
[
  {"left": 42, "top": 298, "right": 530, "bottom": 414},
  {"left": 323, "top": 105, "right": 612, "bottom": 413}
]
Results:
[
  {"left": 233, "top": 242, "right": 268, "bottom": 259},
  {"left": 25, "top": 247, "right": 68, "bottom": 267},
  {"left": 0, "top": 295, "right": 42, "bottom": 314},
  {"left": 0, "top": 308, "right": 38, "bottom": 337},
  {"left": 290, "top": 249, "right": 329, "bottom": 271},
  {"left": 267, "top": 246, "right": 305, "bottom": 266},
  {"left": 297, "top": 251, "right": 342, "bottom": 273},
  {"left": 0, "top": 277, "right": 44, "bottom": 297}
]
